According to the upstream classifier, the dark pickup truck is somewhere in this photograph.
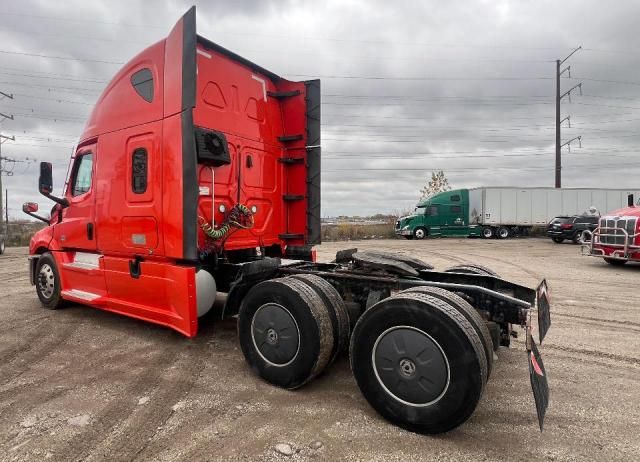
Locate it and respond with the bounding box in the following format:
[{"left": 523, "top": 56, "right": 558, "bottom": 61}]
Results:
[{"left": 547, "top": 215, "right": 599, "bottom": 244}]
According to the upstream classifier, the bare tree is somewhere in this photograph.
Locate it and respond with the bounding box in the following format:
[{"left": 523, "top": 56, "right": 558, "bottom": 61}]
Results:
[{"left": 419, "top": 170, "right": 451, "bottom": 200}]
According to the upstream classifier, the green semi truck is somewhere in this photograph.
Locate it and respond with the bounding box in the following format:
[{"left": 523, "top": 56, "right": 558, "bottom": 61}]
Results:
[{"left": 396, "top": 187, "right": 640, "bottom": 239}]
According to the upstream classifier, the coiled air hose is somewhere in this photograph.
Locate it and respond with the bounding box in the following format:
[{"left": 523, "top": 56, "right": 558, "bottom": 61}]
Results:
[{"left": 199, "top": 204, "right": 254, "bottom": 241}]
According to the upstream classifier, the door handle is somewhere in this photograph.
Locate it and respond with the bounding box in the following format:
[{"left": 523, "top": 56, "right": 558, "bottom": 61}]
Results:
[{"left": 87, "top": 223, "right": 94, "bottom": 240}]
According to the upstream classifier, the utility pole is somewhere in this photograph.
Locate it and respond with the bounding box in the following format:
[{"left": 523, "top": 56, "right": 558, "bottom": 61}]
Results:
[
  {"left": 555, "top": 46, "right": 582, "bottom": 188},
  {"left": 0, "top": 92, "right": 14, "bottom": 236},
  {"left": 4, "top": 188, "right": 8, "bottom": 241}
]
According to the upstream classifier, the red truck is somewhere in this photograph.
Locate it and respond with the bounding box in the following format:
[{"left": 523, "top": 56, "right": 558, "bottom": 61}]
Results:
[
  {"left": 22, "top": 7, "right": 551, "bottom": 434},
  {"left": 583, "top": 194, "right": 640, "bottom": 265}
]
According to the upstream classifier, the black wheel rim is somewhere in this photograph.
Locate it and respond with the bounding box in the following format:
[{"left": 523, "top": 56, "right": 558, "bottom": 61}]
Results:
[
  {"left": 251, "top": 303, "right": 300, "bottom": 367},
  {"left": 373, "top": 326, "right": 449, "bottom": 406}
]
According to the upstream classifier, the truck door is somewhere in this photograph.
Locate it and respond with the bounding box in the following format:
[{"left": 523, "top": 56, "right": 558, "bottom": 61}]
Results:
[
  {"left": 447, "top": 204, "right": 468, "bottom": 236},
  {"left": 425, "top": 205, "right": 441, "bottom": 236},
  {"left": 54, "top": 145, "right": 97, "bottom": 251}
]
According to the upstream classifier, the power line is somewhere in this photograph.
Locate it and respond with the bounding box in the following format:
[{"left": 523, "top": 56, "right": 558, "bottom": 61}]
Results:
[
  {"left": 573, "top": 77, "right": 640, "bottom": 87},
  {"left": 287, "top": 73, "right": 554, "bottom": 81},
  {"left": 0, "top": 49, "right": 124, "bottom": 65},
  {"left": 0, "top": 71, "right": 107, "bottom": 84}
]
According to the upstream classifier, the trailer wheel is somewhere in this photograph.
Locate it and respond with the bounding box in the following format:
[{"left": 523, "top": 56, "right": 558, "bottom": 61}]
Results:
[
  {"left": 350, "top": 292, "right": 486, "bottom": 434},
  {"left": 401, "top": 286, "right": 493, "bottom": 379},
  {"left": 413, "top": 227, "right": 427, "bottom": 240},
  {"left": 481, "top": 226, "right": 494, "bottom": 239},
  {"left": 444, "top": 263, "right": 498, "bottom": 277},
  {"left": 238, "top": 277, "right": 334, "bottom": 389},
  {"left": 497, "top": 226, "right": 510, "bottom": 239},
  {"left": 35, "top": 252, "right": 65, "bottom": 309},
  {"left": 604, "top": 258, "right": 627, "bottom": 266},
  {"left": 289, "top": 274, "right": 351, "bottom": 363}
]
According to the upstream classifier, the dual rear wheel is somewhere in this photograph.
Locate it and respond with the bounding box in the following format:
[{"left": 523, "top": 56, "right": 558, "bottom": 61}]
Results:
[
  {"left": 349, "top": 290, "right": 488, "bottom": 434},
  {"left": 238, "top": 271, "right": 493, "bottom": 434},
  {"left": 237, "top": 275, "right": 349, "bottom": 389}
]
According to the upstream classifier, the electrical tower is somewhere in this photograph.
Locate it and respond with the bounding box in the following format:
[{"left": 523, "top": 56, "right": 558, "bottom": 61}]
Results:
[{"left": 555, "top": 46, "right": 583, "bottom": 188}]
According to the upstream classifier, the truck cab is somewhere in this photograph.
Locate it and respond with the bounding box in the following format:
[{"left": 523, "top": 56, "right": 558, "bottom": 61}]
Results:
[
  {"left": 584, "top": 194, "right": 640, "bottom": 265},
  {"left": 24, "top": 6, "right": 320, "bottom": 337},
  {"left": 395, "top": 189, "right": 481, "bottom": 239}
]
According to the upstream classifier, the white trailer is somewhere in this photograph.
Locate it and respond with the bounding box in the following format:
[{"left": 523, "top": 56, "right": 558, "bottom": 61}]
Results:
[{"left": 468, "top": 187, "right": 640, "bottom": 228}]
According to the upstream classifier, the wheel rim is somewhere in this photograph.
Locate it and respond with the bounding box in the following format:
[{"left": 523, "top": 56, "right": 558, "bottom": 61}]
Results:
[
  {"left": 372, "top": 326, "right": 450, "bottom": 407},
  {"left": 0, "top": 241, "right": 4, "bottom": 253},
  {"left": 499, "top": 229, "right": 508, "bottom": 238},
  {"left": 251, "top": 303, "right": 300, "bottom": 367},
  {"left": 37, "top": 263, "right": 55, "bottom": 299},
  {"left": 415, "top": 229, "right": 425, "bottom": 239},
  {"left": 483, "top": 228, "right": 492, "bottom": 238}
]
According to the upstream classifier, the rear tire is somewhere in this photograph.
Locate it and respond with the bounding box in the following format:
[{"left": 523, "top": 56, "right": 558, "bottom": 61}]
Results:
[
  {"left": 238, "top": 277, "right": 334, "bottom": 389},
  {"left": 35, "top": 252, "right": 65, "bottom": 310},
  {"left": 350, "top": 292, "right": 486, "bottom": 434},
  {"left": 497, "top": 227, "right": 510, "bottom": 239},
  {"left": 604, "top": 258, "right": 627, "bottom": 266},
  {"left": 444, "top": 263, "right": 498, "bottom": 278},
  {"left": 0, "top": 238, "right": 5, "bottom": 255},
  {"left": 401, "top": 286, "right": 493, "bottom": 379},
  {"left": 481, "top": 227, "right": 494, "bottom": 239},
  {"left": 289, "top": 274, "right": 350, "bottom": 364},
  {"left": 552, "top": 237, "right": 564, "bottom": 244},
  {"left": 413, "top": 227, "right": 427, "bottom": 240}
]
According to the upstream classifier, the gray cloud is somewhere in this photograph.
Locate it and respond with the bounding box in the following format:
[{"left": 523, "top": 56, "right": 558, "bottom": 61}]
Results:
[{"left": 1, "top": 0, "right": 639, "bottom": 219}]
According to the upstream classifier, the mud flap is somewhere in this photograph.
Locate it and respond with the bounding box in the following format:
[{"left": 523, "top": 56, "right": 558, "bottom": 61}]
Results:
[
  {"left": 528, "top": 337, "right": 549, "bottom": 431},
  {"left": 527, "top": 278, "right": 551, "bottom": 431},
  {"left": 536, "top": 279, "right": 551, "bottom": 343}
]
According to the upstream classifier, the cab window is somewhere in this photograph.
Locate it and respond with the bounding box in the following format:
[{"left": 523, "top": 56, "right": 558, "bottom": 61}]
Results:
[
  {"left": 72, "top": 153, "right": 93, "bottom": 196},
  {"left": 427, "top": 205, "right": 439, "bottom": 216},
  {"left": 451, "top": 205, "right": 462, "bottom": 213},
  {"left": 450, "top": 194, "right": 461, "bottom": 202}
]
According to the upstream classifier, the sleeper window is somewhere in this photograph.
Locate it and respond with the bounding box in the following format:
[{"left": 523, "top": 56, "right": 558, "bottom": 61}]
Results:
[{"left": 132, "top": 148, "right": 148, "bottom": 194}]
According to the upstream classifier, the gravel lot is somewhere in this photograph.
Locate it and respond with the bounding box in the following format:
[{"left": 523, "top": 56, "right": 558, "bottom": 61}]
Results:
[{"left": 1, "top": 238, "right": 638, "bottom": 461}]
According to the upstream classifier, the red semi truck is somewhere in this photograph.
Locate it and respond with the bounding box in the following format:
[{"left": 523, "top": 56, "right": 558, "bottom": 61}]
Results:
[
  {"left": 583, "top": 193, "right": 640, "bottom": 264},
  {"left": 23, "top": 7, "right": 551, "bottom": 434}
]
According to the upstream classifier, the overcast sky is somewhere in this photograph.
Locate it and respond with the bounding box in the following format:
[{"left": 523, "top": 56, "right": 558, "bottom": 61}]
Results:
[{"left": 1, "top": 0, "right": 640, "bottom": 218}]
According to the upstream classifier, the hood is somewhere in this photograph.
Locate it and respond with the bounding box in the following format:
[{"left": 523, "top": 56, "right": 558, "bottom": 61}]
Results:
[
  {"left": 397, "top": 214, "right": 419, "bottom": 226},
  {"left": 602, "top": 206, "right": 640, "bottom": 218}
]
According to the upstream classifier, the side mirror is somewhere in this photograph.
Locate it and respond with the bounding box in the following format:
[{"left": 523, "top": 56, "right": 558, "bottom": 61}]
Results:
[
  {"left": 39, "top": 162, "right": 53, "bottom": 195},
  {"left": 23, "top": 202, "right": 38, "bottom": 213},
  {"left": 628, "top": 194, "right": 635, "bottom": 207},
  {"left": 22, "top": 201, "right": 49, "bottom": 223},
  {"left": 37, "top": 161, "right": 68, "bottom": 207}
]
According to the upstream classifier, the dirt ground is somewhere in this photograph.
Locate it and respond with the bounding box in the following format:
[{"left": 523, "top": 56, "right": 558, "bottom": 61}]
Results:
[{"left": 0, "top": 238, "right": 638, "bottom": 461}]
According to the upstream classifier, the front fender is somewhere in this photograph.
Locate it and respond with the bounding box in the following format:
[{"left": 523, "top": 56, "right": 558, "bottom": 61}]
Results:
[{"left": 29, "top": 225, "right": 58, "bottom": 255}]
